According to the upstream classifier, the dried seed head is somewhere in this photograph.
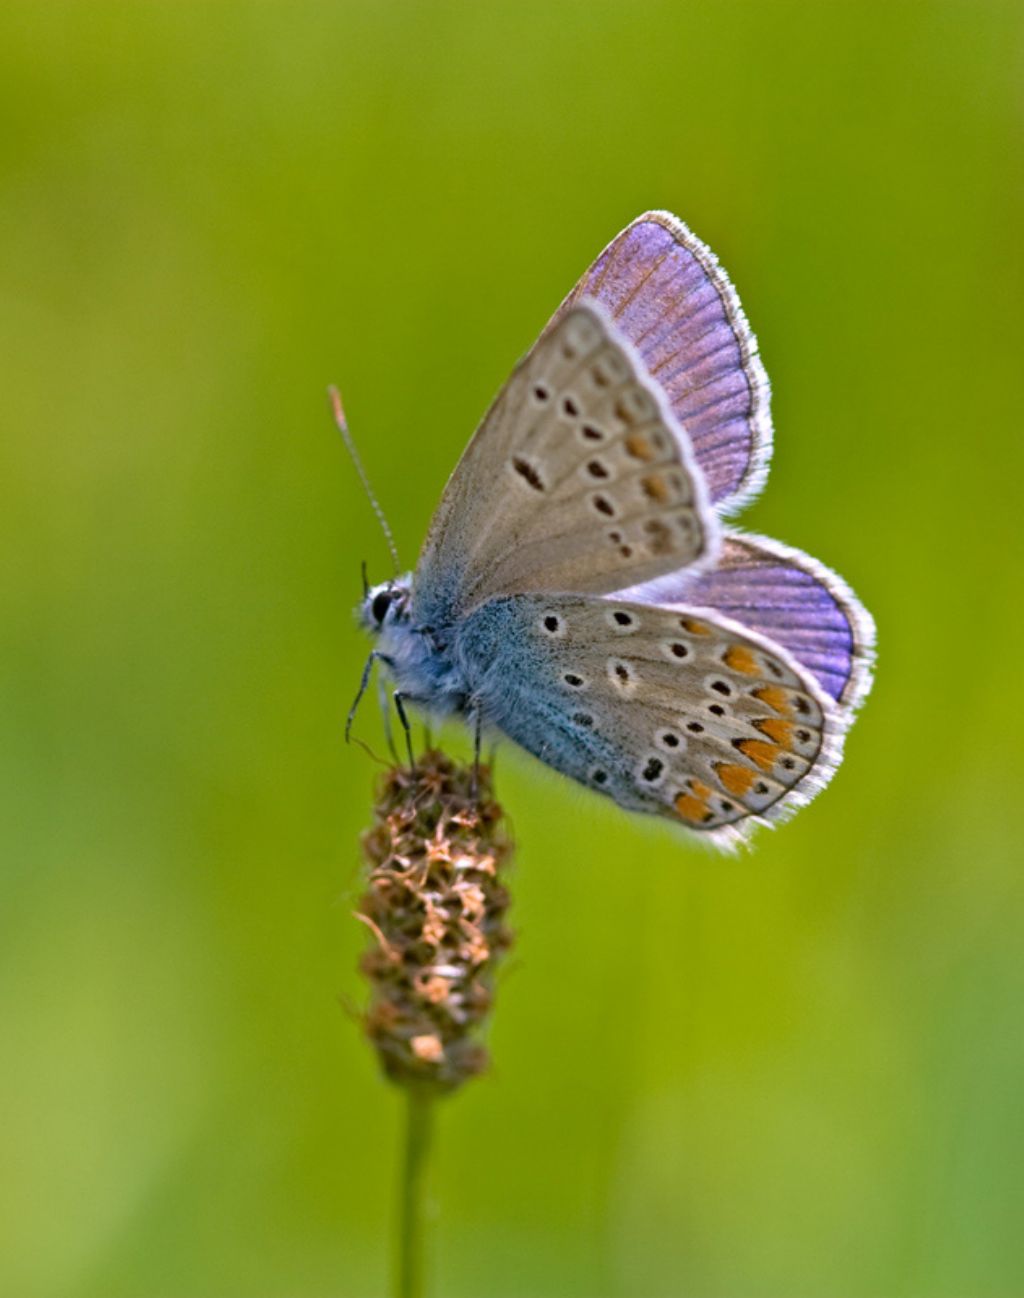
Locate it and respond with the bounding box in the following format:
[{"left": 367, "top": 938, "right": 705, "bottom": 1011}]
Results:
[{"left": 358, "top": 750, "right": 514, "bottom": 1094}]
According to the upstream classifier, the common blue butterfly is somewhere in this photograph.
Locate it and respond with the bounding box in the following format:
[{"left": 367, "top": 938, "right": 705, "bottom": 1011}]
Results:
[{"left": 348, "top": 212, "right": 875, "bottom": 847}]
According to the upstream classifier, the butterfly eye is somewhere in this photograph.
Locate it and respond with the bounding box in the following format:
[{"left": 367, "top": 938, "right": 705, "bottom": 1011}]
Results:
[{"left": 371, "top": 590, "right": 393, "bottom": 624}]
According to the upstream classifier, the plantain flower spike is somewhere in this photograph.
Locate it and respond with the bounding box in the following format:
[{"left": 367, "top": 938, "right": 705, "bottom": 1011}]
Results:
[{"left": 358, "top": 749, "right": 514, "bottom": 1094}]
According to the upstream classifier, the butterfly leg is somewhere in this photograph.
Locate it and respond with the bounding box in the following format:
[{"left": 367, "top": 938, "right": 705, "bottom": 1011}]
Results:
[
  {"left": 393, "top": 691, "right": 416, "bottom": 770},
  {"left": 470, "top": 705, "right": 483, "bottom": 802},
  {"left": 346, "top": 650, "right": 379, "bottom": 745},
  {"left": 377, "top": 671, "right": 400, "bottom": 763}
]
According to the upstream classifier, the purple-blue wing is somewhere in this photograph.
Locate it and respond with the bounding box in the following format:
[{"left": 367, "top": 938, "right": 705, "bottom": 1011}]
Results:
[
  {"left": 555, "top": 211, "right": 772, "bottom": 516},
  {"left": 613, "top": 531, "right": 876, "bottom": 715}
]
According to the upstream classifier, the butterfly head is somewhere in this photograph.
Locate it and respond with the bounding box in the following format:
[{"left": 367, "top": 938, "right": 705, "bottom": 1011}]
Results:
[{"left": 360, "top": 577, "right": 412, "bottom": 634}]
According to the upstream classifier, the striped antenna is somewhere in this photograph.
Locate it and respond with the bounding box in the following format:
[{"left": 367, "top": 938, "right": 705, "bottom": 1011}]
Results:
[{"left": 328, "top": 385, "right": 400, "bottom": 576}]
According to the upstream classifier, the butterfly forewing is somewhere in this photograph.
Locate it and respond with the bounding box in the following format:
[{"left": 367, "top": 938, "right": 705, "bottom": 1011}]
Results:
[
  {"left": 414, "top": 303, "right": 717, "bottom": 626},
  {"left": 554, "top": 211, "right": 772, "bottom": 515},
  {"left": 459, "top": 591, "right": 837, "bottom": 844}
]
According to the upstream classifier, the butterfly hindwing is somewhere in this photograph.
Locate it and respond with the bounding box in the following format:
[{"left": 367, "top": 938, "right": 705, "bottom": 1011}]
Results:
[
  {"left": 616, "top": 530, "right": 876, "bottom": 716},
  {"left": 459, "top": 591, "right": 841, "bottom": 846},
  {"left": 414, "top": 302, "right": 718, "bottom": 626}
]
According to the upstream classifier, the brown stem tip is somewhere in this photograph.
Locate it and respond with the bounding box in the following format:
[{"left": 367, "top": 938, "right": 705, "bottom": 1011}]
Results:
[{"left": 358, "top": 749, "right": 514, "bottom": 1094}]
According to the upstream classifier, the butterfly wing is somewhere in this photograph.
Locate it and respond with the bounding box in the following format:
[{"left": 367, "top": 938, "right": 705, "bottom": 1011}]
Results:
[
  {"left": 553, "top": 211, "right": 772, "bottom": 515},
  {"left": 614, "top": 530, "right": 876, "bottom": 716},
  {"left": 458, "top": 590, "right": 846, "bottom": 849},
  {"left": 414, "top": 302, "right": 718, "bottom": 628}
]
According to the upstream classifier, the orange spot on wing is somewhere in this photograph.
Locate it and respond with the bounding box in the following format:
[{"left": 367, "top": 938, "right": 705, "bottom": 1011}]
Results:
[
  {"left": 625, "top": 433, "right": 655, "bottom": 461},
  {"left": 753, "top": 685, "right": 791, "bottom": 715},
  {"left": 754, "top": 717, "right": 795, "bottom": 747},
  {"left": 641, "top": 474, "right": 669, "bottom": 503},
  {"left": 724, "top": 645, "right": 760, "bottom": 675},
  {"left": 675, "top": 791, "right": 710, "bottom": 824},
  {"left": 691, "top": 780, "right": 714, "bottom": 800},
  {"left": 736, "top": 739, "right": 781, "bottom": 772},
  {"left": 679, "top": 617, "right": 711, "bottom": 635},
  {"left": 716, "top": 763, "right": 757, "bottom": 797}
]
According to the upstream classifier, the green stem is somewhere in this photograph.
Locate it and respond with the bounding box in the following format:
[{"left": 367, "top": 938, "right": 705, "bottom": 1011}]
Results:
[{"left": 395, "top": 1089, "right": 434, "bottom": 1298}]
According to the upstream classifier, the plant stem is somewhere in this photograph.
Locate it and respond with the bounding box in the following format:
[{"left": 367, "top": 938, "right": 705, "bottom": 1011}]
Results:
[{"left": 395, "top": 1089, "right": 434, "bottom": 1298}]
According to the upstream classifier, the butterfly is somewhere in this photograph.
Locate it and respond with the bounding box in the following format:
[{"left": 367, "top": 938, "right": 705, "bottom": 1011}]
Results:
[{"left": 348, "top": 211, "right": 875, "bottom": 848}]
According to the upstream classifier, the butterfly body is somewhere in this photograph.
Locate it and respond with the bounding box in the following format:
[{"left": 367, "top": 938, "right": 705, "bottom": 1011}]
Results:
[
  {"left": 363, "top": 577, "right": 469, "bottom": 720},
  {"left": 354, "top": 212, "right": 875, "bottom": 847}
]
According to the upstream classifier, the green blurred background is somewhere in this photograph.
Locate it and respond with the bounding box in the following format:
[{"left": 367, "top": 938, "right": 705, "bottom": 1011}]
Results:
[{"left": 2, "top": 3, "right": 1022, "bottom": 1295}]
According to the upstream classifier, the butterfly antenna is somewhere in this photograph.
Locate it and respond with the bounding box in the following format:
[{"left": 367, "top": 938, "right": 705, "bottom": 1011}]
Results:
[{"left": 328, "top": 385, "right": 400, "bottom": 576}]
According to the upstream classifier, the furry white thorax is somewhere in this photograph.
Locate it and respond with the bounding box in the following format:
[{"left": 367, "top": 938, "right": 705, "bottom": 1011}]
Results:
[{"left": 360, "top": 575, "right": 470, "bottom": 717}]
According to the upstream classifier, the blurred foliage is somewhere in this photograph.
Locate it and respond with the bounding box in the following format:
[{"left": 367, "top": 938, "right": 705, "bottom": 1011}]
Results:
[{"left": 1, "top": 2, "right": 1022, "bottom": 1295}]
